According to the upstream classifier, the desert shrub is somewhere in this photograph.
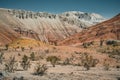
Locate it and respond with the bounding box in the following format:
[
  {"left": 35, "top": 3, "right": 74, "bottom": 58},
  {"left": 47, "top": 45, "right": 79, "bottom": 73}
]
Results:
[
  {"left": 4, "top": 56, "right": 17, "bottom": 73},
  {"left": 34, "top": 62, "right": 47, "bottom": 76},
  {"left": 82, "top": 43, "right": 88, "bottom": 48},
  {"left": 46, "top": 56, "right": 60, "bottom": 67},
  {"left": 106, "top": 40, "right": 119, "bottom": 46},
  {"left": 112, "top": 49, "right": 120, "bottom": 55},
  {"left": 44, "top": 49, "right": 49, "bottom": 53},
  {"left": 116, "top": 65, "right": 120, "bottom": 71},
  {"left": 100, "top": 40, "right": 104, "bottom": 46},
  {"left": 90, "top": 41, "right": 94, "bottom": 45},
  {"left": 39, "top": 55, "right": 44, "bottom": 60},
  {"left": 18, "top": 53, "right": 21, "bottom": 56},
  {"left": 82, "top": 42, "right": 94, "bottom": 48},
  {"left": 30, "top": 52, "right": 35, "bottom": 61},
  {"left": 0, "top": 52, "right": 4, "bottom": 64},
  {"left": 13, "top": 76, "right": 24, "bottom": 80},
  {"left": 103, "top": 59, "right": 110, "bottom": 71},
  {"left": 81, "top": 53, "right": 99, "bottom": 70},
  {"left": 98, "top": 45, "right": 120, "bottom": 56},
  {"left": 29, "top": 46, "right": 33, "bottom": 51},
  {"left": 74, "top": 51, "right": 81, "bottom": 54},
  {"left": 63, "top": 58, "right": 70, "bottom": 65},
  {"left": 5, "top": 44, "right": 9, "bottom": 50},
  {"left": 0, "top": 72, "right": 3, "bottom": 79},
  {"left": 103, "top": 63, "right": 110, "bottom": 70},
  {"left": 21, "top": 47, "right": 25, "bottom": 51},
  {"left": 21, "top": 55, "right": 30, "bottom": 70},
  {"left": 117, "top": 77, "right": 120, "bottom": 80}
]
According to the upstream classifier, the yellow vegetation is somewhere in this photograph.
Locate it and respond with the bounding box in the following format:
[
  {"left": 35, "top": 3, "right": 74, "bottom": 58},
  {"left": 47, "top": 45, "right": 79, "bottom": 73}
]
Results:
[{"left": 9, "top": 38, "right": 50, "bottom": 48}]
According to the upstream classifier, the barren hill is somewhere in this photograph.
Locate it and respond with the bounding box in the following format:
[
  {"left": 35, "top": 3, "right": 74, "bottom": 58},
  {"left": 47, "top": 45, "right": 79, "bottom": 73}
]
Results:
[
  {"left": 0, "top": 23, "right": 20, "bottom": 45},
  {"left": 58, "top": 13, "right": 120, "bottom": 46},
  {"left": 0, "top": 8, "right": 105, "bottom": 45}
]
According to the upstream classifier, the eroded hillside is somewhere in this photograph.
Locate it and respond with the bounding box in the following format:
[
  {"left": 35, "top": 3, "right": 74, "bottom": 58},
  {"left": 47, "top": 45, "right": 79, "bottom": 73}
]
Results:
[
  {"left": 58, "top": 13, "right": 120, "bottom": 46},
  {"left": 0, "top": 8, "right": 105, "bottom": 45}
]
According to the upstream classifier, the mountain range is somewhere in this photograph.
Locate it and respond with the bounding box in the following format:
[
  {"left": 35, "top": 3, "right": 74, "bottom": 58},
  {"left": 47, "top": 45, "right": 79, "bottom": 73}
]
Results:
[
  {"left": 0, "top": 8, "right": 105, "bottom": 45},
  {"left": 1, "top": 8, "right": 120, "bottom": 46},
  {"left": 58, "top": 13, "right": 120, "bottom": 46}
]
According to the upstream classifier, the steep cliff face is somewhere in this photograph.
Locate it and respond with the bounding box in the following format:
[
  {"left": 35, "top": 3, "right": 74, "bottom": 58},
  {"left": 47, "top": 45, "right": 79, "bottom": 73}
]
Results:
[
  {"left": 0, "top": 8, "right": 105, "bottom": 45},
  {"left": 58, "top": 14, "right": 120, "bottom": 46}
]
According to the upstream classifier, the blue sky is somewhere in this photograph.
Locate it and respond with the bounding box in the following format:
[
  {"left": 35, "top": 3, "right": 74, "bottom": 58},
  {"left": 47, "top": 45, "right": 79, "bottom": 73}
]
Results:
[{"left": 0, "top": 0, "right": 120, "bottom": 18}]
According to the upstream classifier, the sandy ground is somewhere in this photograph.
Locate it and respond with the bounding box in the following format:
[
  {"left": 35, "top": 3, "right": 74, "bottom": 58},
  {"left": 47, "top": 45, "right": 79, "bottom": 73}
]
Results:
[
  {"left": 0, "top": 63, "right": 120, "bottom": 80},
  {"left": 0, "top": 42, "right": 120, "bottom": 80}
]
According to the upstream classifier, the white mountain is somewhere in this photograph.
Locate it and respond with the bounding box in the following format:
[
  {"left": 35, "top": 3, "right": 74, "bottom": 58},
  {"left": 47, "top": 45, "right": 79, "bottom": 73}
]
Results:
[
  {"left": 0, "top": 8, "right": 105, "bottom": 44},
  {"left": 59, "top": 11, "right": 105, "bottom": 28}
]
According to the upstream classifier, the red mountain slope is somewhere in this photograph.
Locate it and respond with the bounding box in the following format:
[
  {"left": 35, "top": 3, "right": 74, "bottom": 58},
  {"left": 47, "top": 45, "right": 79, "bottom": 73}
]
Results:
[
  {"left": 0, "top": 23, "right": 20, "bottom": 45},
  {"left": 58, "top": 14, "right": 120, "bottom": 45}
]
